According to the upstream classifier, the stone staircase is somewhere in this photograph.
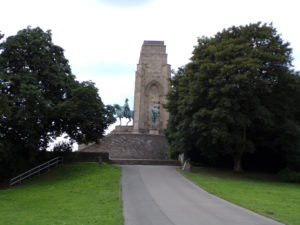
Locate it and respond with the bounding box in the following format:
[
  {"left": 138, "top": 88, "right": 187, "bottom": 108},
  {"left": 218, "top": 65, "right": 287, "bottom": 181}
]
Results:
[{"left": 79, "top": 133, "right": 180, "bottom": 166}]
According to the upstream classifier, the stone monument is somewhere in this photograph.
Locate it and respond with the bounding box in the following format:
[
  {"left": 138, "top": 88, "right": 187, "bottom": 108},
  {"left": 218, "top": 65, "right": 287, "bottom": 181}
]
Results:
[
  {"left": 79, "top": 41, "right": 172, "bottom": 161},
  {"left": 133, "top": 41, "right": 171, "bottom": 135}
]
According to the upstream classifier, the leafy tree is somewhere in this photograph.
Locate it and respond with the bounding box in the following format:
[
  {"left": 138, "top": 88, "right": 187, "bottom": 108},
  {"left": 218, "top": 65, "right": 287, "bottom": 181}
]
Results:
[
  {"left": 0, "top": 27, "right": 115, "bottom": 178},
  {"left": 165, "top": 23, "right": 300, "bottom": 172},
  {"left": 52, "top": 141, "right": 73, "bottom": 152},
  {"left": 58, "top": 81, "right": 116, "bottom": 144}
]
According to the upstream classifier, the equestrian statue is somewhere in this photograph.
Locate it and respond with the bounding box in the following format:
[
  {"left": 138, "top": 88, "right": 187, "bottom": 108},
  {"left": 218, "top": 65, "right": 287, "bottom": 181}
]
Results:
[{"left": 113, "top": 98, "right": 134, "bottom": 126}]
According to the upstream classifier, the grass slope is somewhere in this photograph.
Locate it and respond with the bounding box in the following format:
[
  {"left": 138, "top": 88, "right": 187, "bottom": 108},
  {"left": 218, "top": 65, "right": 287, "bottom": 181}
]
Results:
[
  {"left": 182, "top": 167, "right": 300, "bottom": 225},
  {"left": 0, "top": 162, "right": 122, "bottom": 225}
]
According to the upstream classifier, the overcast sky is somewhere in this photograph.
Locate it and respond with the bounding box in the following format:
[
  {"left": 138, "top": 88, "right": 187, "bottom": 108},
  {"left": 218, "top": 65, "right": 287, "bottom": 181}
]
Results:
[{"left": 1, "top": 0, "right": 300, "bottom": 132}]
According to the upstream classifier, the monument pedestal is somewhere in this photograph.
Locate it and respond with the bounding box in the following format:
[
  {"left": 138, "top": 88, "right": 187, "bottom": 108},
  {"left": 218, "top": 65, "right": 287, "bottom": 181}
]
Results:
[
  {"left": 112, "top": 125, "right": 133, "bottom": 134},
  {"left": 149, "top": 129, "right": 159, "bottom": 135}
]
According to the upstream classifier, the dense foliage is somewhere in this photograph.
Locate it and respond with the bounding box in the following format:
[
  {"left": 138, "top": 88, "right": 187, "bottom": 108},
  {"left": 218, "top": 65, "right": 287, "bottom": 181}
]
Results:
[
  {"left": 165, "top": 23, "right": 300, "bottom": 172},
  {"left": 0, "top": 27, "right": 115, "bottom": 178}
]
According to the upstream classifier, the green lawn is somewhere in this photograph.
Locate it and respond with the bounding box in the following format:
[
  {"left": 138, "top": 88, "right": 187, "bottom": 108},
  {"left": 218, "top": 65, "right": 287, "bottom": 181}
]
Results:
[
  {"left": 0, "top": 162, "right": 123, "bottom": 225},
  {"left": 182, "top": 167, "right": 300, "bottom": 225}
]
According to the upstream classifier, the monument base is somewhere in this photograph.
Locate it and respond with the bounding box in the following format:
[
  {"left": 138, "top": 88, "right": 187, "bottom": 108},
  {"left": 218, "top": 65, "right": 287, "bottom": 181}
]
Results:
[
  {"left": 79, "top": 133, "right": 169, "bottom": 160},
  {"left": 112, "top": 125, "right": 163, "bottom": 135},
  {"left": 112, "top": 125, "right": 133, "bottom": 134},
  {"left": 149, "top": 129, "right": 159, "bottom": 135}
]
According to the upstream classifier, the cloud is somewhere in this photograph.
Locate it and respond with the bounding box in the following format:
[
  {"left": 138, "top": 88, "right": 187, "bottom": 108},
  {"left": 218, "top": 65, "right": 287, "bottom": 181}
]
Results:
[
  {"left": 2, "top": 0, "right": 300, "bottom": 139},
  {"left": 2, "top": 0, "right": 300, "bottom": 100},
  {"left": 95, "top": 0, "right": 154, "bottom": 8},
  {"left": 73, "top": 62, "right": 135, "bottom": 76}
]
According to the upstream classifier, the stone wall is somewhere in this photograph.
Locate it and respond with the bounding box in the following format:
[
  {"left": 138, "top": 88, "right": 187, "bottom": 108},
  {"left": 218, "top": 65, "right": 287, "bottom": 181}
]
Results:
[
  {"left": 72, "top": 152, "right": 109, "bottom": 162},
  {"left": 80, "top": 133, "right": 169, "bottom": 160}
]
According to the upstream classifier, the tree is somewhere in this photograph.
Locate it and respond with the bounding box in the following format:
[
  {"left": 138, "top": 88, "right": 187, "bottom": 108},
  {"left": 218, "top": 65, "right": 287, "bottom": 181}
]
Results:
[
  {"left": 58, "top": 81, "right": 115, "bottom": 144},
  {"left": 0, "top": 27, "right": 115, "bottom": 178},
  {"left": 165, "top": 23, "right": 300, "bottom": 172}
]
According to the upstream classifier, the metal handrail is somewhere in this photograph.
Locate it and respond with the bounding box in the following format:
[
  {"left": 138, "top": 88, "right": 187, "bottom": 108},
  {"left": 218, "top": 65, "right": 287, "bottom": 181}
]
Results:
[{"left": 9, "top": 156, "right": 63, "bottom": 186}]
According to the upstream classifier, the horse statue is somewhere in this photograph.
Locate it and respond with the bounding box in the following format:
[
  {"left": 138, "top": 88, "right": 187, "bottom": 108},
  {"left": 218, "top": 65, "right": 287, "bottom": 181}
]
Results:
[{"left": 113, "top": 98, "right": 134, "bottom": 126}]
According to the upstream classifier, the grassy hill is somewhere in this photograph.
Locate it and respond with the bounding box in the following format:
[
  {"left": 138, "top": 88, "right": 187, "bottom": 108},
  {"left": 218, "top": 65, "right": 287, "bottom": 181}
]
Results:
[
  {"left": 182, "top": 167, "right": 300, "bottom": 225},
  {"left": 0, "top": 162, "right": 122, "bottom": 225}
]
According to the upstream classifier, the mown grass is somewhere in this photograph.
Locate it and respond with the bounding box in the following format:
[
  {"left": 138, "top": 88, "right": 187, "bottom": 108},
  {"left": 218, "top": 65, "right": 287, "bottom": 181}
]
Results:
[
  {"left": 0, "top": 162, "right": 123, "bottom": 225},
  {"left": 182, "top": 167, "right": 300, "bottom": 225}
]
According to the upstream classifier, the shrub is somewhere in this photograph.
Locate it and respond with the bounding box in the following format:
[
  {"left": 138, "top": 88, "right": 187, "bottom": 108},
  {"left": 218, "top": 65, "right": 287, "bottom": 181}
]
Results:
[{"left": 279, "top": 168, "right": 300, "bottom": 183}]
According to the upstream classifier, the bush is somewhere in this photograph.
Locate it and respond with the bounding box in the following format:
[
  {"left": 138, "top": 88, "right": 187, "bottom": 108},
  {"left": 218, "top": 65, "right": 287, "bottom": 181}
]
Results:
[
  {"left": 52, "top": 141, "right": 74, "bottom": 162},
  {"left": 52, "top": 141, "right": 73, "bottom": 152},
  {"left": 279, "top": 168, "right": 300, "bottom": 183}
]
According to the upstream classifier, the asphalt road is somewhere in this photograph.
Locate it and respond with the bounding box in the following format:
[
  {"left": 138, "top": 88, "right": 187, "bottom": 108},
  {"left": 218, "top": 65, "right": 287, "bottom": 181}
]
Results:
[{"left": 122, "top": 165, "right": 283, "bottom": 225}]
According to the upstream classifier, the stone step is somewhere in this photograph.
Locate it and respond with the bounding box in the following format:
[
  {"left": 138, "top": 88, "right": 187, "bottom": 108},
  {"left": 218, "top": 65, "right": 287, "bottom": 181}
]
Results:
[{"left": 109, "top": 159, "right": 181, "bottom": 166}]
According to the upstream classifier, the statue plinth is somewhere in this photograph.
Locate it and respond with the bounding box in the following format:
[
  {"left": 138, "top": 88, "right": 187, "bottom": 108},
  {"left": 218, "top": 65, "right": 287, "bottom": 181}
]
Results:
[
  {"left": 112, "top": 125, "right": 134, "bottom": 134},
  {"left": 149, "top": 129, "right": 159, "bottom": 135}
]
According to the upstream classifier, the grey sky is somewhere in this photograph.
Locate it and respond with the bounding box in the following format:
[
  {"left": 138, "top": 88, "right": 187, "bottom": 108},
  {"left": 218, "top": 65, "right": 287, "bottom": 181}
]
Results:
[
  {"left": 1, "top": 0, "right": 300, "bottom": 133},
  {"left": 96, "top": 0, "right": 153, "bottom": 8}
]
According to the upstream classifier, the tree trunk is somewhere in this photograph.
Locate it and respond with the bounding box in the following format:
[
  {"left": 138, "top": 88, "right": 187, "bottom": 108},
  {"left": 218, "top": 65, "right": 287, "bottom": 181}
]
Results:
[
  {"left": 233, "top": 126, "right": 246, "bottom": 172},
  {"left": 233, "top": 153, "right": 243, "bottom": 172}
]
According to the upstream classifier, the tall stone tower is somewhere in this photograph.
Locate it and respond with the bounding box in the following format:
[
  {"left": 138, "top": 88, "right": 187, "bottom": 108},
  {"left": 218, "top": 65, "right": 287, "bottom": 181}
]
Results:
[{"left": 133, "top": 41, "right": 171, "bottom": 135}]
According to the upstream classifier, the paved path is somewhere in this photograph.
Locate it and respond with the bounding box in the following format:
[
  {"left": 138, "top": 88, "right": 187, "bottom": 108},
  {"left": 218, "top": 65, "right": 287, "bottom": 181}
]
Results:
[{"left": 122, "top": 165, "right": 283, "bottom": 225}]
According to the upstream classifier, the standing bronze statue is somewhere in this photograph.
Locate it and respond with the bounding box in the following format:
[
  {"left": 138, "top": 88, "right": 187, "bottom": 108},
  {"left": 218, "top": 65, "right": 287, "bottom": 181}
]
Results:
[{"left": 151, "top": 105, "right": 159, "bottom": 125}]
